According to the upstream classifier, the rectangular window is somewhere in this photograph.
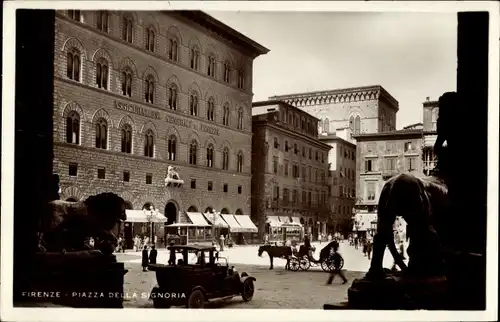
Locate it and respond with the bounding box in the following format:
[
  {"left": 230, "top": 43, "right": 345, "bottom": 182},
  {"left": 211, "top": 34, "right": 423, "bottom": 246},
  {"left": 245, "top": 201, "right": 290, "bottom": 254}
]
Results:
[
  {"left": 273, "top": 156, "right": 278, "bottom": 174},
  {"left": 367, "top": 182, "right": 376, "bottom": 201},
  {"left": 302, "top": 191, "right": 306, "bottom": 204},
  {"left": 146, "top": 173, "right": 152, "bottom": 184},
  {"left": 274, "top": 137, "right": 279, "bottom": 149},
  {"left": 123, "top": 171, "right": 130, "bottom": 182},
  {"left": 97, "top": 167, "right": 105, "bottom": 179},
  {"left": 284, "top": 141, "right": 289, "bottom": 152},
  {"left": 364, "top": 159, "right": 375, "bottom": 172},
  {"left": 69, "top": 163, "right": 78, "bottom": 176},
  {"left": 208, "top": 181, "right": 213, "bottom": 191},
  {"left": 294, "top": 144, "right": 298, "bottom": 154},
  {"left": 191, "top": 179, "right": 196, "bottom": 189},
  {"left": 238, "top": 185, "right": 242, "bottom": 194},
  {"left": 404, "top": 141, "right": 413, "bottom": 152},
  {"left": 223, "top": 183, "right": 228, "bottom": 193},
  {"left": 385, "top": 158, "right": 397, "bottom": 170},
  {"left": 274, "top": 186, "right": 280, "bottom": 200},
  {"left": 406, "top": 157, "right": 417, "bottom": 171},
  {"left": 284, "top": 160, "right": 289, "bottom": 177}
]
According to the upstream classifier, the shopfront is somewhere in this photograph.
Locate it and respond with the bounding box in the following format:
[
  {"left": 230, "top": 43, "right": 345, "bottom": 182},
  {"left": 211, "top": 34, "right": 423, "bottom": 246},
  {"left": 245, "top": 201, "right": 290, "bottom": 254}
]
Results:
[{"left": 233, "top": 214, "right": 259, "bottom": 244}]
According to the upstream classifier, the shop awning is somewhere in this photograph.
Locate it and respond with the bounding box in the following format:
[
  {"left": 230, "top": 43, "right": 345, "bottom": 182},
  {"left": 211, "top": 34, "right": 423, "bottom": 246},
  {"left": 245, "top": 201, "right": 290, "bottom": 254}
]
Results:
[
  {"left": 221, "top": 214, "right": 245, "bottom": 233},
  {"left": 279, "top": 216, "right": 291, "bottom": 224},
  {"left": 125, "top": 210, "right": 167, "bottom": 223},
  {"left": 186, "top": 212, "right": 211, "bottom": 226},
  {"left": 266, "top": 216, "right": 282, "bottom": 227},
  {"left": 202, "top": 213, "right": 229, "bottom": 228},
  {"left": 290, "top": 217, "right": 302, "bottom": 226},
  {"left": 233, "top": 215, "right": 258, "bottom": 233}
]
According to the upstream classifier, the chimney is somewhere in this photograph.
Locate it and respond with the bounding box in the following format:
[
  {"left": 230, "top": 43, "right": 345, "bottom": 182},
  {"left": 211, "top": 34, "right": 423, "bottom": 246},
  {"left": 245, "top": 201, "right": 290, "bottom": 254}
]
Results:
[{"left": 426, "top": 97, "right": 430, "bottom": 102}]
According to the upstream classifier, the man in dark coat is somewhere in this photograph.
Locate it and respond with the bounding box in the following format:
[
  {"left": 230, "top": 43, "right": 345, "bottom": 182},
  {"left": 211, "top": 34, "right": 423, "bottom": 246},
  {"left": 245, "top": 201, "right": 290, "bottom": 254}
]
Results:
[
  {"left": 149, "top": 245, "right": 158, "bottom": 264},
  {"left": 168, "top": 240, "right": 176, "bottom": 265},
  {"left": 141, "top": 246, "right": 149, "bottom": 271},
  {"left": 325, "top": 242, "right": 348, "bottom": 285}
]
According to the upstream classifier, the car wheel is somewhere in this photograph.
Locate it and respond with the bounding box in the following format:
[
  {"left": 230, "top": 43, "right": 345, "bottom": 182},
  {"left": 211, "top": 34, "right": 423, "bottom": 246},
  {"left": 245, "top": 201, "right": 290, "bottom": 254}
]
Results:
[
  {"left": 241, "top": 279, "right": 254, "bottom": 302},
  {"left": 187, "top": 290, "right": 205, "bottom": 308}
]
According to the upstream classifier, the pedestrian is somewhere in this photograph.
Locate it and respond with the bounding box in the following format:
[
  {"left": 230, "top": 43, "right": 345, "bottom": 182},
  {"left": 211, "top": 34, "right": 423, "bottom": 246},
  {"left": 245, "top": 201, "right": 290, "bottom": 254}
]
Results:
[
  {"left": 366, "top": 239, "right": 372, "bottom": 260},
  {"left": 325, "top": 242, "right": 348, "bottom": 285},
  {"left": 168, "top": 240, "right": 176, "bottom": 265},
  {"left": 141, "top": 246, "right": 149, "bottom": 272},
  {"left": 149, "top": 245, "right": 157, "bottom": 265},
  {"left": 219, "top": 234, "right": 225, "bottom": 252},
  {"left": 354, "top": 237, "right": 359, "bottom": 250},
  {"left": 362, "top": 238, "right": 367, "bottom": 256},
  {"left": 327, "top": 233, "right": 332, "bottom": 243}
]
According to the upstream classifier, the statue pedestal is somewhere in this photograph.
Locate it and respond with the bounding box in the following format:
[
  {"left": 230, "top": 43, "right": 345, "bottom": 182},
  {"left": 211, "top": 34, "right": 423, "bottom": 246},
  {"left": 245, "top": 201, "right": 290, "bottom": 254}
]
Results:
[
  {"left": 15, "top": 252, "right": 128, "bottom": 308},
  {"left": 325, "top": 272, "right": 450, "bottom": 310}
]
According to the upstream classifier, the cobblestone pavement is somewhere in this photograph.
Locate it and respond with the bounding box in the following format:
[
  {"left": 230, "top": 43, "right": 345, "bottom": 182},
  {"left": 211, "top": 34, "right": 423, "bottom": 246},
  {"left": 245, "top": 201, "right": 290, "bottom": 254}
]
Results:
[{"left": 116, "top": 260, "right": 364, "bottom": 309}]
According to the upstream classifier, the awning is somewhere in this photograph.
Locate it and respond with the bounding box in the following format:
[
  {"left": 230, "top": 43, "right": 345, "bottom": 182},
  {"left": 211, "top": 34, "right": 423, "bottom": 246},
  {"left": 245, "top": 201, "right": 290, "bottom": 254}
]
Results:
[
  {"left": 202, "top": 213, "right": 229, "bottom": 228},
  {"left": 233, "top": 215, "right": 258, "bottom": 233},
  {"left": 279, "top": 216, "right": 291, "bottom": 224},
  {"left": 221, "top": 214, "right": 245, "bottom": 232},
  {"left": 125, "top": 210, "right": 167, "bottom": 223},
  {"left": 290, "top": 217, "right": 302, "bottom": 226},
  {"left": 353, "top": 213, "right": 377, "bottom": 232},
  {"left": 266, "top": 216, "right": 282, "bottom": 227},
  {"left": 186, "top": 212, "right": 211, "bottom": 226}
]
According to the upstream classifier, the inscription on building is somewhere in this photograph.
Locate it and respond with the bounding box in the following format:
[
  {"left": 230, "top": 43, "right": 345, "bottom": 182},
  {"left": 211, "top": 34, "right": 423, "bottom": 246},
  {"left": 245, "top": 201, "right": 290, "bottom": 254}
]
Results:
[
  {"left": 200, "top": 124, "right": 219, "bottom": 136},
  {"left": 115, "top": 101, "right": 161, "bottom": 119},
  {"left": 165, "top": 115, "right": 192, "bottom": 128}
]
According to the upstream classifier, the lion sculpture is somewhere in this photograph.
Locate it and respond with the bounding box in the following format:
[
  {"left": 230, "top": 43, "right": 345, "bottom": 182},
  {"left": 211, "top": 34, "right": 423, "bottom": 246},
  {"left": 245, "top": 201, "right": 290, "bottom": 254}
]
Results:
[
  {"left": 38, "top": 192, "right": 127, "bottom": 255},
  {"left": 367, "top": 173, "right": 450, "bottom": 279}
]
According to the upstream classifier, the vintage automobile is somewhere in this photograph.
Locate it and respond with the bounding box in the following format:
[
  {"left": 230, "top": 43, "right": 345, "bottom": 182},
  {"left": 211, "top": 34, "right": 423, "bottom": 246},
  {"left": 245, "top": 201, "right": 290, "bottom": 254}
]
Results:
[{"left": 148, "top": 244, "right": 256, "bottom": 308}]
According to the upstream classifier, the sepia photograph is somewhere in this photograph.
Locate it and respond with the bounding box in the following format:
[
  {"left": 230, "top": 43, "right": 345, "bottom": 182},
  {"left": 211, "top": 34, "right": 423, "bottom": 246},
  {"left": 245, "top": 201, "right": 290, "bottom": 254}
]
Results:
[{"left": 1, "top": 1, "right": 498, "bottom": 321}]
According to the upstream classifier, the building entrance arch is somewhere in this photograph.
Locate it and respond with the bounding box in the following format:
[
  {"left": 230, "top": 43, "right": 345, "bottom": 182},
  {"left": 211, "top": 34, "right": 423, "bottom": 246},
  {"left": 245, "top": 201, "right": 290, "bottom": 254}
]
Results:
[{"left": 165, "top": 202, "right": 177, "bottom": 225}]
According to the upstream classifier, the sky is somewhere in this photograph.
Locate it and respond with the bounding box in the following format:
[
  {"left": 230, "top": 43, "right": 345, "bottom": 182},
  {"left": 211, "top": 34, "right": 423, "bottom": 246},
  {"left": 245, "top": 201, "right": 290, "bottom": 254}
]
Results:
[{"left": 208, "top": 11, "right": 457, "bottom": 129}]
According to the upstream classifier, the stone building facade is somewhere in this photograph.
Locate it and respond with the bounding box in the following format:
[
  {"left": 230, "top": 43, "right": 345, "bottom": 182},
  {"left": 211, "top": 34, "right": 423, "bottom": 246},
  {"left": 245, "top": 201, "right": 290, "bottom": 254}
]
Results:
[
  {"left": 251, "top": 101, "right": 331, "bottom": 240},
  {"left": 353, "top": 129, "right": 424, "bottom": 220},
  {"left": 269, "top": 85, "right": 399, "bottom": 138},
  {"left": 318, "top": 135, "right": 356, "bottom": 234},
  {"left": 53, "top": 10, "right": 268, "bottom": 233},
  {"left": 422, "top": 97, "right": 439, "bottom": 175}
]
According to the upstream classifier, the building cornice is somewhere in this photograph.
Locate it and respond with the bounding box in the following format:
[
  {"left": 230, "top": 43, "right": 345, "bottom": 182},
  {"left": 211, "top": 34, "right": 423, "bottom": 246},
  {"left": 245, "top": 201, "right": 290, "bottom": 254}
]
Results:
[
  {"left": 268, "top": 85, "right": 399, "bottom": 112},
  {"left": 318, "top": 135, "right": 356, "bottom": 148},
  {"left": 167, "top": 11, "right": 270, "bottom": 58},
  {"left": 253, "top": 121, "right": 332, "bottom": 151},
  {"left": 252, "top": 100, "right": 321, "bottom": 122},
  {"left": 353, "top": 129, "right": 423, "bottom": 141}
]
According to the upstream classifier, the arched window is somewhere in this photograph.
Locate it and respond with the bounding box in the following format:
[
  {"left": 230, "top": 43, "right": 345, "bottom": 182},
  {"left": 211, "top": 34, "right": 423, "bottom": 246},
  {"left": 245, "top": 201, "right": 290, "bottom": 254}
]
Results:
[
  {"left": 187, "top": 206, "right": 197, "bottom": 212},
  {"left": 235, "top": 209, "right": 243, "bottom": 216},
  {"left": 144, "top": 129, "right": 154, "bottom": 158},
  {"left": 238, "top": 69, "right": 245, "bottom": 89},
  {"left": 167, "top": 135, "right": 177, "bottom": 161},
  {"left": 190, "top": 46, "right": 200, "bottom": 70},
  {"left": 207, "top": 55, "right": 216, "bottom": 77},
  {"left": 222, "top": 147, "right": 229, "bottom": 170},
  {"left": 221, "top": 208, "right": 229, "bottom": 214},
  {"left": 349, "top": 116, "right": 354, "bottom": 132},
  {"left": 121, "top": 124, "right": 132, "bottom": 153},
  {"left": 223, "top": 61, "right": 231, "bottom": 83},
  {"left": 318, "top": 121, "right": 323, "bottom": 134},
  {"left": 206, "top": 144, "right": 214, "bottom": 168},
  {"left": 324, "top": 118, "right": 329, "bottom": 133},
  {"left": 189, "top": 140, "right": 197, "bottom": 165},
  {"left": 121, "top": 69, "right": 132, "bottom": 97},
  {"left": 66, "top": 111, "right": 80, "bottom": 144},
  {"left": 95, "top": 59, "right": 108, "bottom": 89},
  {"left": 223, "top": 103, "right": 230, "bottom": 126},
  {"left": 96, "top": 11, "right": 108, "bottom": 32},
  {"left": 301, "top": 117, "right": 306, "bottom": 130},
  {"left": 144, "top": 75, "right": 155, "bottom": 103},
  {"left": 167, "top": 84, "right": 178, "bottom": 110},
  {"left": 145, "top": 27, "right": 155, "bottom": 52},
  {"left": 189, "top": 92, "right": 198, "bottom": 116},
  {"left": 122, "top": 16, "right": 133, "bottom": 43},
  {"left": 355, "top": 115, "right": 361, "bottom": 134},
  {"left": 237, "top": 108, "right": 243, "bottom": 130},
  {"left": 237, "top": 152, "right": 243, "bottom": 173},
  {"left": 95, "top": 118, "right": 107, "bottom": 149},
  {"left": 207, "top": 97, "right": 215, "bottom": 121},
  {"left": 205, "top": 207, "right": 213, "bottom": 214},
  {"left": 66, "top": 48, "right": 81, "bottom": 81},
  {"left": 168, "top": 38, "right": 178, "bottom": 61}
]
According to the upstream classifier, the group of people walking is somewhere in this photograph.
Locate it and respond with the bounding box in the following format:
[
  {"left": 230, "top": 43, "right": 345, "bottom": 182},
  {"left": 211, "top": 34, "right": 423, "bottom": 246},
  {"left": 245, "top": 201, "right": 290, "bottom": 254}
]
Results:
[{"left": 141, "top": 245, "right": 158, "bottom": 271}]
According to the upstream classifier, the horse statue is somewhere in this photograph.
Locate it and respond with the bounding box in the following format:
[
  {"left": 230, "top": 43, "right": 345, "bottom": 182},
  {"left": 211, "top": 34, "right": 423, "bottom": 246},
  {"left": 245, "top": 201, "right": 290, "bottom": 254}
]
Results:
[
  {"left": 258, "top": 245, "right": 293, "bottom": 270},
  {"left": 366, "top": 172, "right": 449, "bottom": 279},
  {"left": 165, "top": 165, "right": 184, "bottom": 187},
  {"left": 37, "top": 192, "right": 128, "bottom": 256}
]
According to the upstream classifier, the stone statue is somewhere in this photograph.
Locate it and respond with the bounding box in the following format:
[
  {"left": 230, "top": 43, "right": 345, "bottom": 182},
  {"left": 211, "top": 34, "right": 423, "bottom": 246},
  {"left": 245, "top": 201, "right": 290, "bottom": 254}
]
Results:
[
  {"left": 165, "top": 165, "right": 184, "bottom": 188},
  {"left": 38, "top": 192, "right": 128, "bottom": 255}
]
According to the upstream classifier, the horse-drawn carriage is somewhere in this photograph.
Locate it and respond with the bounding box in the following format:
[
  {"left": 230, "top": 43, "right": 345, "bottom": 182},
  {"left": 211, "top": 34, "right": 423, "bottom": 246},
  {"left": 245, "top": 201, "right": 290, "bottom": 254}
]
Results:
[{"left": 258, "top": 241, "right": 343, "bottom": 272}]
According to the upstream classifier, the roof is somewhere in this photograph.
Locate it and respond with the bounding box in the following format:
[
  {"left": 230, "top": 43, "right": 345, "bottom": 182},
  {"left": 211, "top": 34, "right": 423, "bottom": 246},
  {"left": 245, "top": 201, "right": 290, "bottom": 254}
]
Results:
[
  {"left": 318, "top": 134, "right": 356, "bottom": 147},
  {"left": 167, "top": 244, "right": 216, "bottom": 251},
  {"left": 403, "top": 122, "right": 423, "bottom": 129},
  {"left": 353, "top": 129, "right": 423, "bottom": 141},
  {"left": 252, "top": 100, "right": 320, "bottom": 122},
  {"left": 169, "top": 11, "right": 270, "bottom": 58}
]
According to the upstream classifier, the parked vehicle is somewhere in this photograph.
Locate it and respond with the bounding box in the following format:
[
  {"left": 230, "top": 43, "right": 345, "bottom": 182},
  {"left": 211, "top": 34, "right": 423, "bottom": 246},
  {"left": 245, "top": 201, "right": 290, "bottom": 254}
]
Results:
[{"left": 148, "top": 244, "right": 256, "bottom": 308}]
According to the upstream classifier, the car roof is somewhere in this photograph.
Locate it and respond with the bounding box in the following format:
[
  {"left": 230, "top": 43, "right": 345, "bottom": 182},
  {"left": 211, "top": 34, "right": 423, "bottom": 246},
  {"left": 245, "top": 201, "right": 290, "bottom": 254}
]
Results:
[{"left": 167, "top": 244, "right": 216, "bottom": 251}]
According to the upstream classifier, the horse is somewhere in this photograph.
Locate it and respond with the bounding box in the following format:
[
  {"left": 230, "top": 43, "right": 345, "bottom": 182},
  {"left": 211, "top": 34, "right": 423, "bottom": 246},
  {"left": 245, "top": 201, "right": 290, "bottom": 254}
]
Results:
[
  {"left": 258, "top": 245, "right": 293, "bottom": 270},
  {"left": 38, "top": 192, "right": 128, "bottom": 255},
  {"left": 367, "top": 173, "right": 449, "bottom": 279}
]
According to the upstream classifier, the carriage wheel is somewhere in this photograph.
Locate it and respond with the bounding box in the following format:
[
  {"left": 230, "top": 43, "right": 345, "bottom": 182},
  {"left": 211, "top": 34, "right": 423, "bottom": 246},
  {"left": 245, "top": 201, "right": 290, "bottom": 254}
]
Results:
[
  {"left": 299, "top": 257, "right": 311, "bottom": 271},
  {"left": 321, "top": 259, "right": 331, "bottom": 272},
  {"left": 289, "top": 258, "right": 300, "bottom": 271}
]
